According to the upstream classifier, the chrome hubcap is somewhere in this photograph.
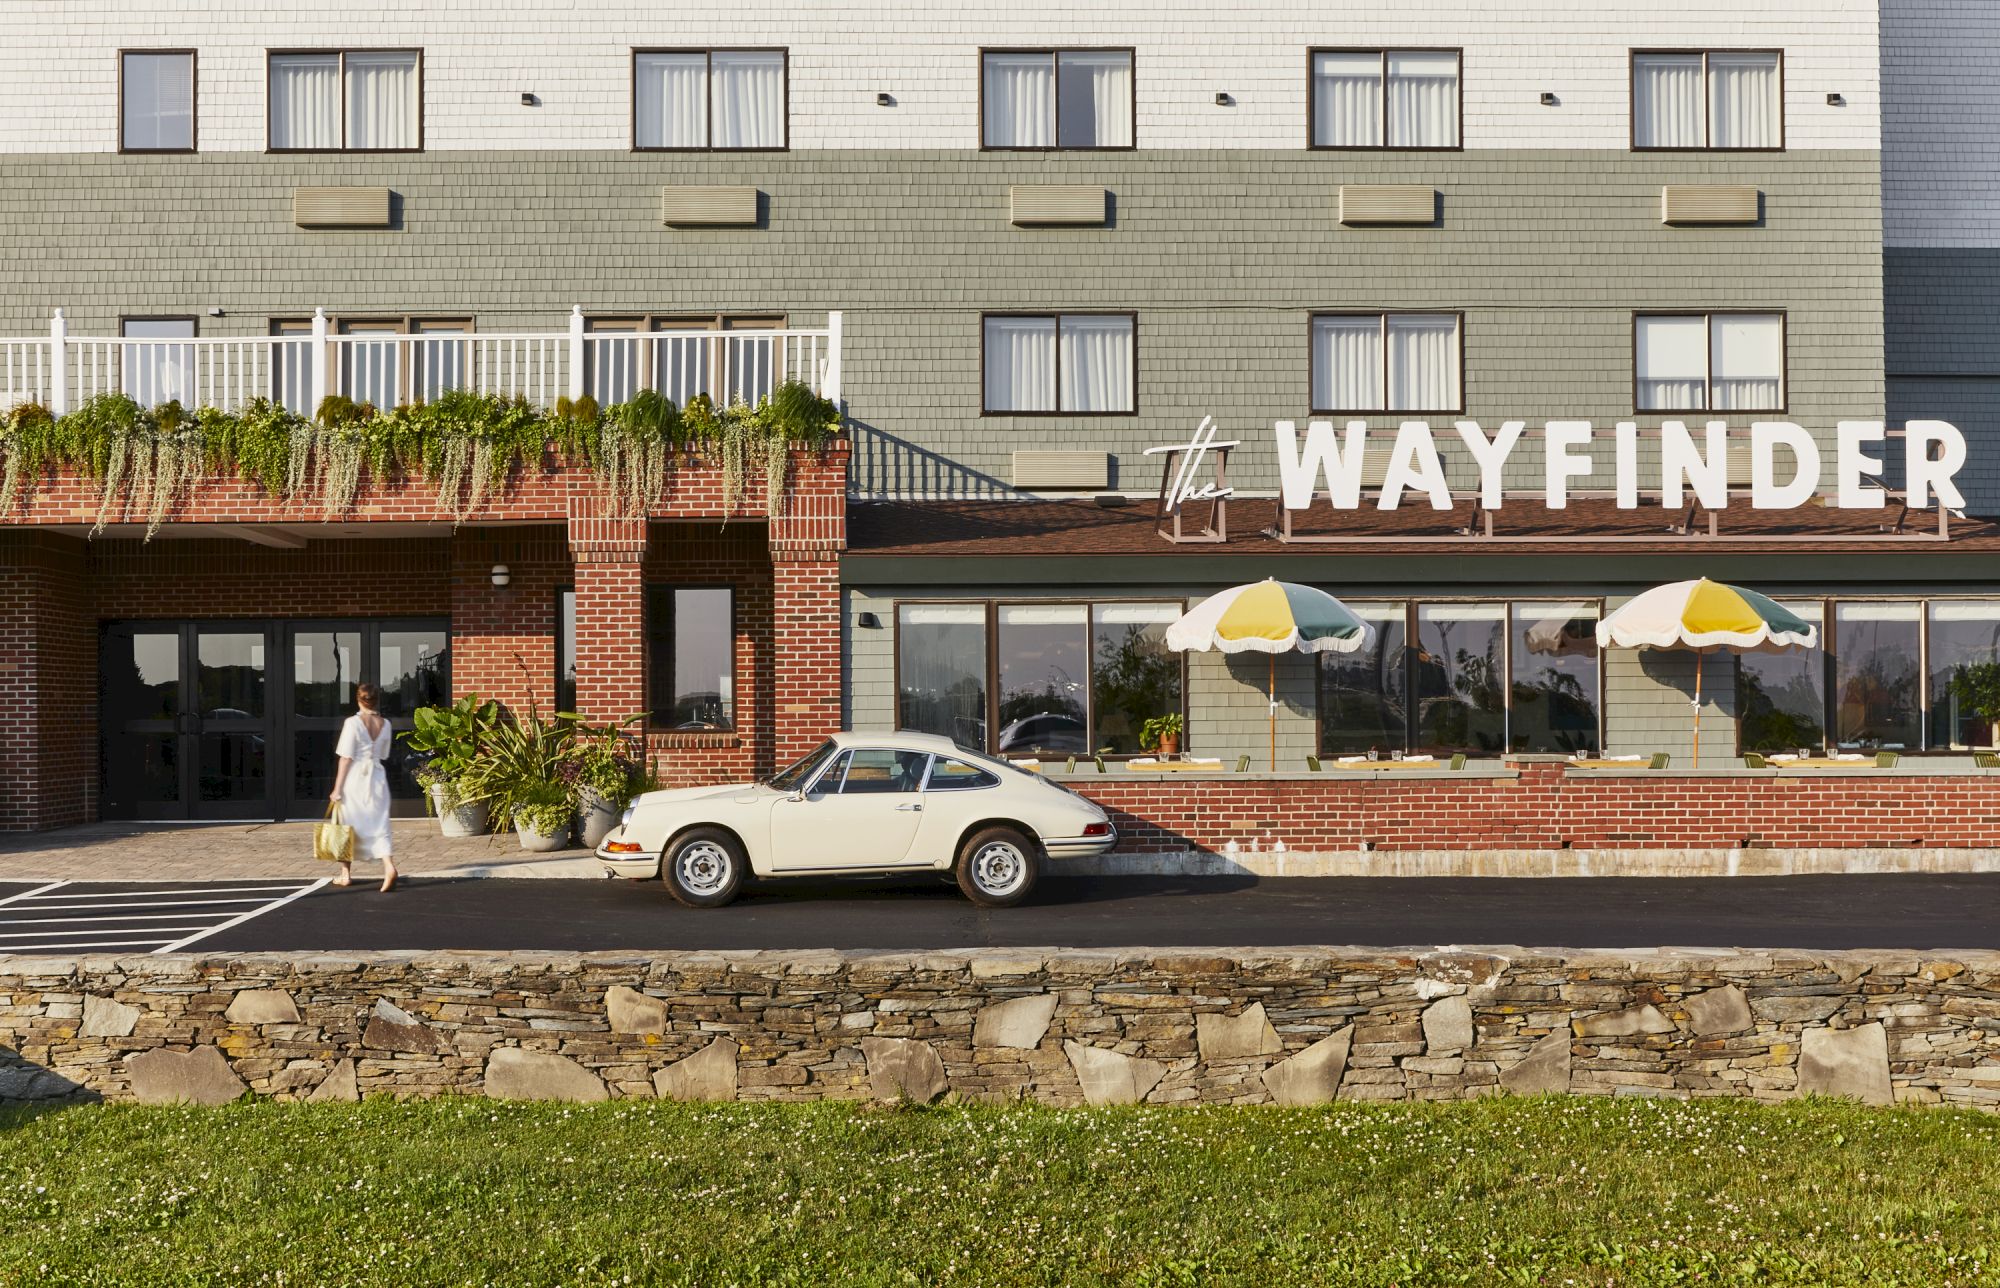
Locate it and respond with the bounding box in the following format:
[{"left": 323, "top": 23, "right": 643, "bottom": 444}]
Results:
[
  {"left": 676, "top": 842, "right": 732, "bottom": 895},
  {"left": 971, "top": 841, "right": 1028, "bottom": 897}
]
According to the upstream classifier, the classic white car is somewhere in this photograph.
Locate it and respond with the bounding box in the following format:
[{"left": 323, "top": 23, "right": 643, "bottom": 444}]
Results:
[{"left": 595, "top": 731, "right": 1117, "bottom": 907}]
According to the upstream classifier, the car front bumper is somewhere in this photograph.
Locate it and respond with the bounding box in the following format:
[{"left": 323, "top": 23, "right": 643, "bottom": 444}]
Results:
[
  {"left": 1042, "top": 828, "right": 1117, "bottom": 861},
  {"left": 596, "top": 830, "right": 662, "bottom": 879}
]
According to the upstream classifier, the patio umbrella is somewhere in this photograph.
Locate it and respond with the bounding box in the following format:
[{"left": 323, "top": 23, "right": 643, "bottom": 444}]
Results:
[
  {"left": 1595, "top": 579, "right": 1818, "bottom": 763},
  {"left": 1166, "top": 579, "right": 1376, "bottom": 770}
]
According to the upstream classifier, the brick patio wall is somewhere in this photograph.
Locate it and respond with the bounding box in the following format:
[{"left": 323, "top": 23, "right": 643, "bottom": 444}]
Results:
[
  {"left": 0, "top": 533, "right": 94, "bottom": 830},
  {"left": 2, "top": 948, "right": 1993, "bottom": 1109}
]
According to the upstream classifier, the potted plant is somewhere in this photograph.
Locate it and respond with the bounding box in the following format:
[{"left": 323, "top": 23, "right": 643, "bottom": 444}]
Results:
[
  {"left": 510, "top": 780, "right": 576, "bottom": 853},
  {"left": 1950, "top": 661, "right": 2000, "bottom": 747},
  {"left": 1140, "top": 713, "right": 1185, "bottom": 757},
  {"left": 562, "top": 714, "right": 644, "bottom": 849},
  {"left": 461, "top": 704, "right": 578, "bottom": 852},
  {"left": 401, "top": 695, "right": 500, "bottom": 837}
]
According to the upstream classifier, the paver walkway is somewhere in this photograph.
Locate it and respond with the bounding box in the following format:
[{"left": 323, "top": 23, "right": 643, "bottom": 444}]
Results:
[{"left": 0, "top": 821, "right": 601, "bottom": 882}]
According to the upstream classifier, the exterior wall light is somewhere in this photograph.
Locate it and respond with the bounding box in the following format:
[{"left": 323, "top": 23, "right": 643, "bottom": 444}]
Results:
[
  {"left": 490, "top": 564, "right": 511, "bottom": 589},
  {"left": 856, "top": 612, "right": 882, "bottom": 629},
  {"left": 1540, "top": 92, "right": 1559, "bottom": 106},
  {"left": 876, "top": 92, "right": 894, "bottom": 106},
  {"left": 1827, "top": 92, "right": 1845, "bottom": 106},
  {"left": 1214, "top": 92, "right": 1233, "bottom": 106},
  {"left": 521, "top": 92, "right": 538, "bottom": 107}
]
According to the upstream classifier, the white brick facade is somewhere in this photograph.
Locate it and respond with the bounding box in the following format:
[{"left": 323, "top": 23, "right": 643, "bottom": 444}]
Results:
[{"left": 1, "top": 0, "right": 1880, "bottom": 154}]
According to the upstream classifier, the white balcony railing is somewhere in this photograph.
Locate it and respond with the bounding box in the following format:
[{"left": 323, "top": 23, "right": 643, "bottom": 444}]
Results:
[{"left": 0, "top": 307, "right": 844, "bottom": 418}]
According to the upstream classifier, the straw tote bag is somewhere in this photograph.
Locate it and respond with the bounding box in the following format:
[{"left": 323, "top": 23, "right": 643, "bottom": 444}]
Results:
[{"left": 313, "top": 802, "right": 355, "bottom": 864}]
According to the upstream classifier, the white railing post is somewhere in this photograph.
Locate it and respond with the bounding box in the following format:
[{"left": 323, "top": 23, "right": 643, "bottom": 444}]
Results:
[
  {"left": 48, "top": 309, "right": 68, "bottom": 414},
  {"left": 309, "top": 307, "right": 330, "bottom": 414},
  {"left": 824, "top": 310, "right": 843, "bottom": 410},
  {"left": 567, "top": 305, "right": 586, "bottom": 403}
]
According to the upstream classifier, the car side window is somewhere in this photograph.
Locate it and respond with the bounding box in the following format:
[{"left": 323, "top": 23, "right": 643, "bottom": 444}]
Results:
[
  {"left": 838, "top": 749, "right": 929, "bottom": 794},
  {"left": 926, "top": 757, "right": 1000, "bottom": 791}
]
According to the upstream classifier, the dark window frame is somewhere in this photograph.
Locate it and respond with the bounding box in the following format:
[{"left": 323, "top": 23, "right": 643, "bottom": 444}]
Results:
[
  {"left": 556, "top": 584, "right": 577, "bottom": 715},
  {"left": 1305, "top": 46, "right": 1464, "bottom": 152},
  {"left": 1307, "top": 311, "right": 1467, "bottom": 416},
  {"left": 978, "top": 47, "right": 1138, "bottom": 151},
  {"left": 979, "top": 311, "right": 1139, "bottom": 417},
  {"left": 265, "top": 48, "right": 426, "bottom": 154},
  {"left": 1630, "top": 309, "right": 1789, "bottom": 415},
  {"left": 1628, "top": 48, "right": 1786, "bottom": 153},
  {"left": 645, "top": 583, "right": 739, "bottom": 733},
  {"left": 267, "top": 314, "right": 474, "bottom": 407},
  {"left": 118, "top": 49, "right": 198, "bottom": 154},
  {"left": 629, "top": 47, "right": 791, "bottom": 152}
]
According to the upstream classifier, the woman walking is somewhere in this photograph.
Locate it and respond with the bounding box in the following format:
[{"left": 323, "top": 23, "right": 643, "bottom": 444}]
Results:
[{"left": 329, "top": 682, "right": 400, "bottom": 892}]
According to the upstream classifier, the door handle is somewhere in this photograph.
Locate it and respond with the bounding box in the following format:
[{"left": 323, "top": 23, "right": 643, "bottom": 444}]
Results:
[{"left": 895, "top": 803, "right": 923, "bottom": 812}]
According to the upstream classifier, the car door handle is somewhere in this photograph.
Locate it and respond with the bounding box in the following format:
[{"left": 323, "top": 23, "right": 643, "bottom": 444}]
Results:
[{"left": 895, "top": 803, "right": 923, "bottom": 812}]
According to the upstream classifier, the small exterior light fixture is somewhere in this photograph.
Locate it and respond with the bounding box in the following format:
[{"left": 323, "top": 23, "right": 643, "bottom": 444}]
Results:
[
  {"left": 1539, "top": 91, "right": 1558, "bottom": 106},
  {"left": 856, "top": 611, "right": 882, "bottom": 629},
  {"left": 875, "top": 92, "right": 894, "bottom": 107},
  {"left": 490, "top": 563, "right": 511, "bottom": 589},
  {"left": 520, "top": 92, "right": 538, "bottom": 107},
  {"left": 207, "top": 306, "right": 224, "bottom": 317},
  {"left": 1214, "top": 91, "right": 1233, "bottom": 106},
  {"left": 1826, "top": 92, "right": 1845, "bottom": 106}
]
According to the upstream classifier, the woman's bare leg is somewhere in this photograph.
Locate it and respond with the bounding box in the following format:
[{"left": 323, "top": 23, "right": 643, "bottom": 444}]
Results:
[
  {"left": 379, "top": 855, "right": 399, "bottom": 893},
  {"left": 332, "top": 862, "right": 352, "bottom": 888}
]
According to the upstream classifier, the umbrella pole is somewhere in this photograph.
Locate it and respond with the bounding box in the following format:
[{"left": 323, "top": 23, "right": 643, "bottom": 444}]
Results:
[
  {"left": 1268, "top": 653, "right": 1277, "bottom": 772},
  {"left": 1693, "top": 649, "right": 1704, "bottom": 765}
]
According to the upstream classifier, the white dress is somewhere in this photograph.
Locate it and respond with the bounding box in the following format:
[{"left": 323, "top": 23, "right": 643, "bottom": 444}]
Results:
[{"left": 335, "top": 713, "right": 395, "bottom": 861}]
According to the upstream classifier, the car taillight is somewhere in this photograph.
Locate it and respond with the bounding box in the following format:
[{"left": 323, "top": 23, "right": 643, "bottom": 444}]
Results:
[
  {"left": 604, "top": 841, "right": 644, "bottom": 853},
  {"left": 1082, "top": 822, "right": 1111, "bottom": 837}
]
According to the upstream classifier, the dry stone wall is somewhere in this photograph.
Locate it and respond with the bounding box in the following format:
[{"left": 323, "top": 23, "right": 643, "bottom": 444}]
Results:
[{"left": 5, "top": 948, "right": 2000, "bottom": 1110}]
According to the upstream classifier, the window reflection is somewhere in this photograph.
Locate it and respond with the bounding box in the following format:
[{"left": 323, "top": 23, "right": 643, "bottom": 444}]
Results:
[
  {"left": 1927, "top": 601, "right": 2000, "bottom": 749},
  {"left": 996, "top": 605, "right": 1089, "bottom": 755},
  {"left": 1834, "top": 603, "right": 1921, "bottom": 749},
  {"left": 647, "top": 587, "right": 734, "bottom": 730},
  {"left": 896, "top": 604, "right": 988, "bottom": 749},
  {"left": 1509, "top": 602, "right": 1600, "bottom": 755},
  {"left": 1319, "top": 603, "right": 1408, "bottom": 755},
  {"left": 1414, "top": 604, "right": 1506, "bottom": 753},
  {"left": 1089, "top": 604, "right": 1180, "bottom": 755},
  {"left": 1738, "top": 601, "right": 1826, "bottom": 753}
]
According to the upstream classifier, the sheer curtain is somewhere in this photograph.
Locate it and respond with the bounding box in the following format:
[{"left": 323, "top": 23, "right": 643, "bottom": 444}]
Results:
[
  {"left": 122, "top": 53, "right": 193, "bottom": 149},
  {"left": 1313, "top": 51, "right": 1382, "bottom": 146},
  {"left": 1708, "top": 53, "right": 1780, "bottom": 147},
  {"left": 1058, "top": 316, "right": 1134, "bottom": 412},
  {"left": 1636, "top": 315, "right": 1708, "bottom": 410},
  {"left": 984, "top": 317, "right": 1056, "bottom": 411},
  {"left": 635, "top": 53, "right": 707, "bottom": 148},
  {"left": 984, "top": 53, "right": 1053, "bottom": 147},
  {"left": 1709, "top": 314, "right": 1783, "bottom": 409},
  {"left": 1633, "top": 54, "right": 1703, "bottom": 147},
  {"left": 1312, "top": 316, "right": 1383, "bottom": 410},
  {"left": 1387, "top": 315, "right": 1459, "bottom": 410},
  {"left": 712, "top": 51, "right": 785, "bottom": 148},
  {"left": 1056, "top": 52, "right": 1132, "bottom": 147},
  {"left": 345, "top": 52, "right": 418, "bottom": 149},
  {"left": 1387, "top": 52, "right": 1458, "bottom": 147},
  {"left": 269, "top": 54, "right": 340, "bottom": 148}
]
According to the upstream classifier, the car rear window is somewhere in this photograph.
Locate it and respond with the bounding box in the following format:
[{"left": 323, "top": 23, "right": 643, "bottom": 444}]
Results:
[{"left": 927, "top": 758, "right": 999, "bottom": 791}]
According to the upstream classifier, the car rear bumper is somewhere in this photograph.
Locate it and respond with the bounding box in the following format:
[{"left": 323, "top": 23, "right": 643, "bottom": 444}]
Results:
[{"left": 1042, "top": 829, "right": 1117, "bottom": 860}]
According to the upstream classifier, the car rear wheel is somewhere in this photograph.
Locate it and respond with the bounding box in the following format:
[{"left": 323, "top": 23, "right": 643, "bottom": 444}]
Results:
[
  {"left": 663, "top": 827, "right": 746, "bottom": 908},
  {"left": 955, "top": 826, "right": 1040, "bottom": 908}
]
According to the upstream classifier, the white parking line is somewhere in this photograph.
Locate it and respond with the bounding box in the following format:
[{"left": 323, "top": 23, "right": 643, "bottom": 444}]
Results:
[
  {"left": 0, "top": 881, "right": 69, "bottom": 908},
  {"left": 154, "top": 879, "right": 329, "bottom": 954},
  {"left": 0, "top": 925, "right": 210, "bottom": 939},
  {"left": 12, "top": 884, "right": 307, "bottom": 901},
  {"left": 0, "top": 879, "right": 327, "bottom": 955},
  {"left": 21, "top": 897, "right": 299, "bottom": 912}
]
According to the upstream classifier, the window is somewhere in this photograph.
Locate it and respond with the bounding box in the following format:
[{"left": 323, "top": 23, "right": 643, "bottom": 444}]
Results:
[
  {"left": 633, "top": 50, "right": 787, "bottom": 150},
  {"left": 1318, "top": 603, "right": 1409, "bottom": 754},
  {"left": 1507, "top": 602, "right": 1602, "bottom": 754},
  {"left": 1633, "top": 51, "right": 1781, "bottom": 149},
  {"left": 268, "top": 50, "right": 421, "bottom": 151},
  {"left": 557, "top": 587, "right": 577, "bottom": 715},
  {"left": 647, "top": 586, "right": 734, "bottom": 730},
  {"left": 1739, "top": 600, "right": 1826, "bottom": 753},
  {"left": 1634, "top": 313, "right": 1784, "bottom": 412},
  {"left": 1310, "top": 49, "right": 1460, "bottom": 149},
  {"left": 896, "top": 601, "right": 1184, "bottom": 757},
  {"left": 828, "top": 749, "right": 929, "bottom": 794},
  {"left": 270, "top": 316, "right": 470, "bottom": 410},
  {"left": 1311, "top": 313, "right": 1461, "bottom": 413},
  {"left": 1833, "top": 602, "right": 1921, "bottom": 749},
  {"left": 927, "top": 758, "right": 999, "bottom": 791},
  {"left": 982, "top": 314, "right": 1135, "bottom": 414},
  {"left": 121, "top": 51, "right": 195, "bottom": 152},
  {"left": 1926, "top": 601, "right": 2000, "bottom": 750},
  {"left": 586, "top": 315, "right": 788, "bottom": 408},
  {"left": 982, "top": 50, "right": 1133, "bottom": 149},
  {"left": 120, "top": 318, "right": 195, "bottom": 409}
]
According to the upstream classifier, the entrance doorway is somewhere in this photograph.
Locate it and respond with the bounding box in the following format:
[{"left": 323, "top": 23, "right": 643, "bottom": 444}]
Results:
[{"left": 99, "top": 619, "right": 449, "bottom": 821}]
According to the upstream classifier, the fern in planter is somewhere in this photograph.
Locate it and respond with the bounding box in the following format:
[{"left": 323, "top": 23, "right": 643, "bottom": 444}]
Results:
[{"left": 0, "top": 402, "right": 60, "bottom": 514}]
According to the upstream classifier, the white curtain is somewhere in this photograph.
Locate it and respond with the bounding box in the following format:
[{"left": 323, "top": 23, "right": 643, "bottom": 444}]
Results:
[
  {"left": 1710, "top": 313, "right": 1783, "bottom": 409},
  {"left": 635, "top": 53, "right": 706, "bottom": 148},
  {"left": 713, "top": 51, "right": 784, "bottom": 148},
  {"left": 1387, "top": 315, "right": 1459, "bottom": 410},
  {"left": 269, "top": 54, "right": 339, "bottom": 149},
  {"left": 122, "top": 53, "right": 193, "bottom": 149},
  {"left": 122, "top": 319, "right": 194, "bottom": 408},
  {"left": 1312, "top": 316, "right": 1382, "bottom": 410},
  {"left": 1312, "top": 51, "right": 1381, "bottom": 146},
  {"left": 1058, "top": 316, "right": 1134, "bottom": 412},
  {"left": 983, "top": 53, "right": 1052, "bottom": 147},
  {"left": 345, "top": 52, "right": 418, "bottom": 149},
  {"left": 1387, "top": 52, "right": 1457, "bottom": 147},
  {"left": 1709, "top": 53, "right": 1780, "bottom": 148},
  {"left": 1056, "top": 52, "right": 1132, "bottom": 148},
  {"left": 1633, "top": 54, "right": 1703, "bottom": 147},
  {"left": 983, "top": 317, "right": 1056, "bottom": 411},
  {"left": 1636, "top": 314, "right": 1708, "bottom": 410}
]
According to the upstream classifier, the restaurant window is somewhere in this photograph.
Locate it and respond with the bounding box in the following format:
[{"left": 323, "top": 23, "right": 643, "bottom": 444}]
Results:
[
  {"left": 1509, "top": 602, "right": 1602, "bottom": 754},
  {"left": 1414, "top": 604, "right": 1507, "bottom": 753},
  {"left": 1927, "top": 600, "right": 2000, "bottom": 750},
  {"left": 1318, "top": 603, "right": 1409, "bottom": 755},
  {"left": 983, "top": 314, "right": 1135, "bottom": 414},
  {"left": 633, "top": 50, "right": 787, "bottom": 150},
  {"left": 268, "top": 50, "right": 421, "bottom": 151},
  {"left": 121, "top": 51, "right": 195, "bottom": 152},
  {"left": 982, "top": 50, "right": 1134, "bottom": 149},
  {"left": 1833, "top": 602, "right": 1921, "bottom": 749},
  {"left": 120, "top": 319, "right": 195, "bottom": 409},
  {"left": 1310, "top": 50, "right": 1460, "bottom": 149},
  {"left": 1633, "top": 51, "right": 1781, "bottom": 150},
  {"left": 1634, "top": 313, "right": 1784, "bottom": 412},
  {"left": 1738, "top": 600, "right": 1826, "bottom": 753},
  {"left": 1311, "top": 313, "right": 1461, "bottom": 414},
  {"left": 586, "top": 315, "right": 786, "bottom": 409},
  {"left": 896, "top": 604, "right": 989, "bottom": 750},
  {"left": 646, "top": 587, "right": 734, "bottom": 730}
]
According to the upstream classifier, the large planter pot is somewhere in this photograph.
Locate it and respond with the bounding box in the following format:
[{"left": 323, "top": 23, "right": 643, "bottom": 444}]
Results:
[
  {"left": 518, "top": 816, "right": 572, "bottom": 853},
  {"left": 575, "top": 788, "right": 620, "bottom": 850},
  {"left": 429, "top": 786, "right": 489, "bottom": 839}
]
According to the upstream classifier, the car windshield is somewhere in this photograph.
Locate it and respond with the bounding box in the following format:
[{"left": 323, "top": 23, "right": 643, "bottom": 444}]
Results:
[{"left": 768, "top": 740, "right": 840, "bottom": 793}]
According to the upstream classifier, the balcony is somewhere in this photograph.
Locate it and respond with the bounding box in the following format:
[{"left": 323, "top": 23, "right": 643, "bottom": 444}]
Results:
[{"left": 0, "top": 307, "right": 843, "bottom": 416}]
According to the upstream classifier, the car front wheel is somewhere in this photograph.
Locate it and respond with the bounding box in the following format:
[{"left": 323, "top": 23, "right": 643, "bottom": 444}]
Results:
[
  {"left": 955, "top": 826, "right": 1040, "bottom": 908},
  {"left": 663, "top": 827, "right": 746, "bottom": 908}
]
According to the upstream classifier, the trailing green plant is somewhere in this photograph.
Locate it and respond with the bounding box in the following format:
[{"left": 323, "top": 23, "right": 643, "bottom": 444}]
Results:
[
  {"left": 559, "top": 713, "right": 645, "bottom": 808},
  {"left": 509, "top": 779, "right": 576, "bottom": 838},
  {"left": 594, "top": 390, "right": 679, "bottom": 517},
  {"left": 398, "top": 390, "right": 545, "bottom": 521},
  {"left": 0, "top": 402, "right": 59, "bottom": 516}
]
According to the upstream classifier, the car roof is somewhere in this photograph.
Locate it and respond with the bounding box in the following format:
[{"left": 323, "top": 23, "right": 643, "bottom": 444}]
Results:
[{"left": 830, "top": 730, "right": 971, "bottom": 755}]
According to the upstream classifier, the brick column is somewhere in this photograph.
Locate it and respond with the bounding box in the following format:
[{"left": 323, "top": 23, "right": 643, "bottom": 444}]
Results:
[
  {"left": 567, "top": 513, "right": 649, "bottom": 723},
  {"left": 767, "top": 443, "right": 849, "bottom": 763},
  {"left": 0, "top": 533, "right": 95, "bottom": 830}
]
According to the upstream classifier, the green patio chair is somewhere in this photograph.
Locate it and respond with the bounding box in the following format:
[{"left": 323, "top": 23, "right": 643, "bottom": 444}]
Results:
[
  {"left": 1235, "top": 755, "right": 1251, "bottom": 773},
  {"left": 1306, "top": 755, "right": 1322, "bottom": 772},
  {"left": 1976, "top": 752, "right": 2000, "bottom": 769},
  {"left": 1649, "top": 752, "right": 1671, "bottom": 769},
  {"left": 1876, "top": 750, "right": 1901, "bottom": 768},
  {"left": 1093, "top": 755, "right": 1108, "bottom": 773},
  {"left": 1064, "top": 755, "right": 1077, "bottom": 774},
  {"left": 1449, "top": 753, "right": 1467, "bottom": 770},
  {"left": 1742, "top": 753, "right": 1769, "bottom": 768}
]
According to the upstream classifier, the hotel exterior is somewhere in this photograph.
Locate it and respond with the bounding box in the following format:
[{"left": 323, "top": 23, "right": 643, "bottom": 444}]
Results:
[{"left": 2, "top": 0, "right": 1998, "bottom": 867}]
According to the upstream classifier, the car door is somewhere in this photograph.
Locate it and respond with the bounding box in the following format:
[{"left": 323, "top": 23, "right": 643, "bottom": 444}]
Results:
[
  {"left": 766, "top": 748, "right": 931, "bottom": 872},
  {"left": 906, "top": 755, "right": 1008, "bottom": 867}
]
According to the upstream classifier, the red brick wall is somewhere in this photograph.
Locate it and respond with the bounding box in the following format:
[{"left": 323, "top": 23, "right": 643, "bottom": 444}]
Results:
[
  {"left": 450, "top": 528, "right": 566, "bottom": 716},
  {"left": 770, "top": 554, "right": 843, "bottom": 766},
  {"left": 641, "top": 523, "right": 774, "bottom": 787},
  {"left": 0, "top": 533, "right": 94, "bottom": 830},
  {"left": 1075, "top": 762, "right": 2000, "bottom": 854},
  {"left": 90, "top": 538, "right": 450, "bottom": 619}
]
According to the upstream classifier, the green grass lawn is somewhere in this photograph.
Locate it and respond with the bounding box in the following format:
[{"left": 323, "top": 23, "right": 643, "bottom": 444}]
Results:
[{"left": 4, "top": 1097, "right": 2000, "bottom": 1287}]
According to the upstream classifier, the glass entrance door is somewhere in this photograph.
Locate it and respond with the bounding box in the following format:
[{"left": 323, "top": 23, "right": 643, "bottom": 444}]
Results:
[
  {"left": 282, "top": 620, "right": 447, "bottom": 819},
  {"left": 191, "top": 626, "right": 274, "bottom": 819},
  {"left": 101, "top": 625, "right": 187, "bottom": 818}
]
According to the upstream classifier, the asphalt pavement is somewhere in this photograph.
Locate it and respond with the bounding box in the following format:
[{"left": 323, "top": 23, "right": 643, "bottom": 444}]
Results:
[{"left": 4, "top": 872, "right": 1997, "bottom": 954}]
